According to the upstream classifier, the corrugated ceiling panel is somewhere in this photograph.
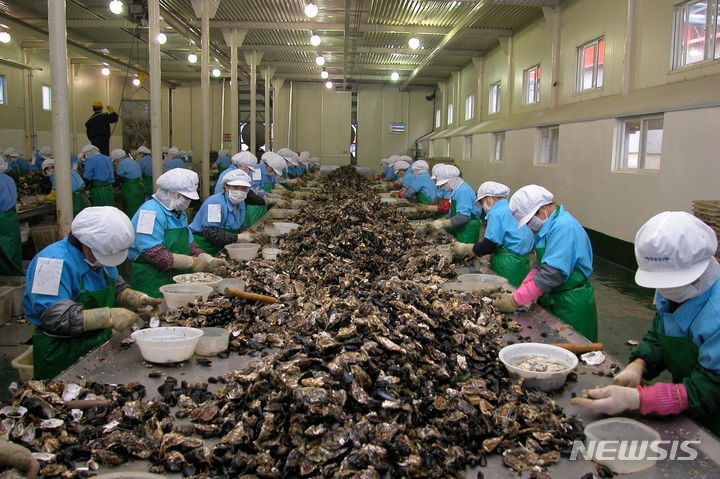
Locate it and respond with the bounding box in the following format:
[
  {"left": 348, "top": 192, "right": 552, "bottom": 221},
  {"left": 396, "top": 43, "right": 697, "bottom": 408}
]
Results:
[
  {"left": 470, "top": 4, "right": 541, "bottom": 29},
  {"left": 360, "top": 32, "right": 442, "bottom": 50},
  {"left": 368, "top": 0, "right": 476, "bottom": 27},
  {"left": 359, "top": 52, "right": 422, "bottom": 65},
  {"left": 262, "top": 50, "right": 316, "bottom": 63}
]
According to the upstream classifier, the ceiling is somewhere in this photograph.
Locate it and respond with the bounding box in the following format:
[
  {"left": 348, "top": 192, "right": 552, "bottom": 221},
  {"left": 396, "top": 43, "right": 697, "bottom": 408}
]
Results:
[{"left": 0, "top": 0, "right": 557, "bottom": 88}]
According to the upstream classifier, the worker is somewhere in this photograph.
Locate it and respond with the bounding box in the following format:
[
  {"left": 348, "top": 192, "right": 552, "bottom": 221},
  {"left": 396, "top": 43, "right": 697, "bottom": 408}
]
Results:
[
  {"left": 384, "top": 155, "right": 400, "bottom": 182},
  {"left": 414, "top": 163, "right": 452, "bottom": 216},
  {"left": 3, "top": 148, "right": 29, "bottom": 178},
  {"left": 137, "top": 146, "right": 154, "bottom": 198},
  {"left": 189, "top": 169, "right": 261, "bottom": 256},
  {"left": 430, "top": 164, "right": 481, "bottom": 244},
  {"left": 0, "top": 157, "right": 22, "bottom": 276},
  {"left": 214, "top": 149, "right": 231, "bottom": 173},
  {"left": 215, "top": 152, "right": 273, "bottom": 227},
  {"left": 80, "top": 144, "right": 115, "bottom": 207},
  {"left": 179, "top": 150, "right": 188, "bottom": 163},
  {"left": 278, "top": 148, "right": 302, "bottom": 180},
  {"left": 85, "top": 101, "right": 118, "bottom": 155},
  {"left": 492, "top": 185, "right": 598, "bottom": 341},
  {"left": 112, "top": 148, "right": 144, "bottom": 218},
  {"left": 29, "top": 146, "right": 51, "bottom": 172},
  {"left": 163, "top": 147, "right": 185, "bottom": 172},
  {"left": 0, "top": 439, "right": 39, "bottom": 479},
  {"left": 128, "top": 169, "right": 229, "bottom": 298},
  {"left": 186, "top": 150, "right": 194, "bottom": 163},
  {"left": 376, "top": 157, "right": 388, "bottom": 180},
  {"left": 298, "top": 151, "right": 311, "bottom": 176},
  {"left": 398, "top": 160, "right": 435, "bottom": 204},
  {"left": 572, "top": 212, "right": 720, "bottom": 434},
  {"left": 161, "top": 146, "right": 169, "bottom": 163},
  {"left": 260, "top": 152, "right": 287, "bottom": 192},
  {"left": 451, "top": 182, "right": 534, "bottom": 287},
  {"left": 309, "top": 157, "right": 320, "bottom": 173},
  {"left": 23, "top": 206, "right": 162, "bottom": 379},
  {"left": 41, "top": 159, "right": 90, "bottom": 216}
]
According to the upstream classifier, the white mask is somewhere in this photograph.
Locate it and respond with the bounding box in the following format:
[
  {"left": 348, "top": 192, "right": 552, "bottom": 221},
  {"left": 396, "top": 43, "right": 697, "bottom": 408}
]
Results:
[
  {"left": 658, "top": 259, "right": 720, "bottom": 303},
  {"left": 481, "top": 199, "right": 491, "bottom": 214},
  {"left": 84, "top": 258, "right": 102, "bottom": 268},
  {"left": 173, "top": 195, "right": 191, "bottom": 211},
  {"left": 527, "top": 215, "right": 547, "bottom": 232},
  {"left": 227, "top": 189, "right": 247, "bottom": 205}
]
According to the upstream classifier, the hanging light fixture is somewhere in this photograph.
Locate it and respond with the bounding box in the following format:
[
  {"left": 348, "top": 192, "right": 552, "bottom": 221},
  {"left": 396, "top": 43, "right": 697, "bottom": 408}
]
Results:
[
  {"left": 304, "top": 1, "right": 319, "bottom": 18},
  {"left": 132, "top": 77, "right": 141, "bottom": 86},
  {"left": 101, "top": 67, "right": 110, "bottom": 76},
  {"left": 212, "top": 68, "right": 221, "bottom": 77},
  {"left": 156, "top": 32, "right": 167, "bottom": 45},
  {"left": 320, "top": 69, "right": 329, "bottom": 79},
  {"left": 188, "top": 52, "right": 198, "bottom": 63},
  {"left": 325, "top": 80, "right": 333, "bottom": 89},
  {"left": 0, "top": 31, "right": 11, "bottom": 44},
  {"left": 315, "top": 55, "right": 325, "bottom": 66},
  {"left": 408, "top": 37, "right": 420, "bottom": 49},
  {"left": 310, "top": 33, "right": 321, "bottom": 47},
  {"left": 390, "top": 71, "right": 399, "bottom": 81},
  {"left": 109, "top": 0, "right": 123, "bottom": 15}
]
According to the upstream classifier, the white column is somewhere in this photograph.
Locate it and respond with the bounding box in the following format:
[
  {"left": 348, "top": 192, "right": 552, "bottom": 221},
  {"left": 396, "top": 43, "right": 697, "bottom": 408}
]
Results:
[
  {"left": 271, "top": 78, "right": 284, "bottom": 152},
  {"left": 201, "top": 0, "right": 210, "bottom": 199},
  {"left": 22, "top": 48, "right": 35, "bottom": 162},
  {"left": 249, "top": 56, "right": 257, "bottom": 155},
  {"left": 48, "top": 0, "right": 73, "bottom": 236},
  {"left": 263, "top": 67, "right": 274, "bottom": 153},
  {"left": 229, "top": 37, "right": 238, "bottom": 154},
  {"left": 622, "top": 0, "right": 636, "bottom": 95},
  {"left": 149, "top": 0, "right": 162, "bottom": 190}
]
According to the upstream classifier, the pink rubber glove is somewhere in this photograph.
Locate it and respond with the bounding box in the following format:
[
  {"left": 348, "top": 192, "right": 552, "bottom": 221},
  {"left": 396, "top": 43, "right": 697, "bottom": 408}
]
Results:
[
  {"left": 638, "top": 383, "right": 688, "bottom": 416},
  {"left": 512, "top": 269, "right": 544, "bottom": 306}
]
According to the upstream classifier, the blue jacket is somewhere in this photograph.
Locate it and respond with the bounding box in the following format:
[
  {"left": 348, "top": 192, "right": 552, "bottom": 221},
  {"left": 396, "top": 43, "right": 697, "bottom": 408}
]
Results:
[
  {"left": 128, "top": 198, "right": 194, "bottom": 260},
  {"left": 0, "top": 174, "right": 17, "bottom": 212},
  {"left": 9, "top": 157, "right": 30, "bottom": 174},
  {"left": 449, "top": 181, "right": 481, "bottom": 219},
  {"left": 139, "top": 154, "right": 153, "bottom": 177},
  {"left": 534, "top": 205, "right": 593, "bottom": 280},
  {"left": 164, "top": 157, "right": 186, "bottom": 172},
  {"left": 189, "top": 192, "right": 246, "bottom": 233},
  {"left": 407, "top": 171, "right": 435, "bottom": 202},
  {"left": 116, "top": 157, "right": 142, "bottom": 179},
  {"left": 214, "top": 155, "right": 231, "bottom": 170},
  {"left": 82, "top": 153, "right": 114, "bottom": 183},
  {"left": 484, "top": 199, "right": 534, "bottom": 256},
  {"left": 50, "top": 171, "right": 85, "bottom": 193},
  {"left": 23, "top": 238, "right": 119, "bottom": 326}
]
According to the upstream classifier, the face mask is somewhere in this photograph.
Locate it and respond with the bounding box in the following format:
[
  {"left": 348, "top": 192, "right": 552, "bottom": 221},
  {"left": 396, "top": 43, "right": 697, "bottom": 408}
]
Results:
[
  {"left": 173, "top": 195, "right": 191, "bottom": 211},
  {"left": 84, "top": 258, "right": 102, "bottom": 268},
  {"left": 527, "top": 215, "right": 547, "bottom": 232},
  {"left": 658, "top": 284, "right": 700, "bottom": 303},
  {"left": 481, "top": 199, "right": 492, "bottom": 214},
  {"left": 658, "top": 259, "right": 720, "bottom": 303},
  {"left": 227, "top": 189, "right": 248, "bottom": 205}
]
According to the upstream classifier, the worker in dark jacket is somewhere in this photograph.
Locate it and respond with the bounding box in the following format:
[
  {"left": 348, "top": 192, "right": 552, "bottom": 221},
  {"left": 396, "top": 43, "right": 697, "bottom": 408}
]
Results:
[{"left": 85, "top": 100, "right": 118, "bottom": 155}]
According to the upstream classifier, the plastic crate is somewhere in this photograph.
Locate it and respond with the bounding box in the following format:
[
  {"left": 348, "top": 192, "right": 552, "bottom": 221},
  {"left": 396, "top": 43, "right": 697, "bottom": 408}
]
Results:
[
  {"left": 0, "top": 276, "right": 26, "bottom": 316},
  {"left": 30, "top": 224, "right": 58, "bottom": 253},
  {"left": 0, "top": 286, "right": 13, "bottom": 325},
  {"left": 11, "top": 346, "right": 33, "bottom": 381}
]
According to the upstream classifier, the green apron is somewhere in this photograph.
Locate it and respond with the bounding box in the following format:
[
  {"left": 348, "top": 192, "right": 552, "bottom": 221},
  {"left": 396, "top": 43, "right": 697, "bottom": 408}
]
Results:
[
  {"left": 417, "top": 192, "right": 433, "bottom": 205},
  {"left": 655, "top": 320, "right": 720, "bottom": 435},
  {"left": 32, "top": 273, "right": 114, "bottom": 379},
  {"left": 120, "top": 178, "right": 145, "bottom": 218},
  {"left": 72, "top": 190, "right": 91, "bottom": 216},
  {"left": 131, "top": 226, "right": 192, "bottom": 298},
  {"left": 535, "top": 247, "right": 598, "bottom": 342},
  {"left": 490, "top": 245, "right": 530, "bottom": 288},
  {"left": 192, "top": 227, "right": 240, "bottom": 257},
  {"left": 244, "top": 204, "right": 269, "bottom": 229},
  {"left": 0, "top": 208, "right": 23, "bottom": 275},
  {"left": 262, "top": 182, "right": 274, "bottom": 193},
  {"left": 444, "top": 200, "right": 481, "bottom": 244},
  {"left": 89, "top": 180, "right": 115, "bottom": 207},
  {"left": 142, "top": 176, "right": 154, "bottom": 198}
]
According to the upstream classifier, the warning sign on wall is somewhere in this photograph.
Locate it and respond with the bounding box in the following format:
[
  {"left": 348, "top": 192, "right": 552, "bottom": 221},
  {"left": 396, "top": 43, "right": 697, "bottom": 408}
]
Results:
[{"left": 223, "top": 133, "right": 232, "bottom": 142}]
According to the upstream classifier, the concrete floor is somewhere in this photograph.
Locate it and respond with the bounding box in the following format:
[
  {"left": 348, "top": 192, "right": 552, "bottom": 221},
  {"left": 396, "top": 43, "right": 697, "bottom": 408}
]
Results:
[{"left": 0, "top": 256, "right": 662, "bottom": 402}]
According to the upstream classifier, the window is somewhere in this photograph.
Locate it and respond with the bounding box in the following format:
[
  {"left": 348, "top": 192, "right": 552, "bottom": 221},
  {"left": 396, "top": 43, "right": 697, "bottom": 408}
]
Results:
[
  {"left": 445, "top": 140, "right": 451, "bottom": 157},
  {"left": 0, "top": 75, "right": 5, "bottom": 105},
  {"left": 465, "top": 94, "right": 475, "bottom": 120},
  {"left": 491, "top": 132, "right": 505, "bottom": 162},
  {"left": 577, "top": 37, "right": 605, "bottom": 91},
  {"left": 464, "top": 136, "right": 472, "bottom": 160},
  {"left": 615, "top": 116, "right": 663, "bottom": 171},
  {"left": 447, "top": 103, "right": 454, "bottom": 125},
  {"left": 41, "top": 85, "right": 52, "bottom": 111},
  {"left": 488, "top": 82, "right": 501, "bottom": 114},
  {"left": 672, "top": 0, "right": 720, "bottom": 69},
  {"left": 523, "top": 65, "right": 541, "bottom": 105},
  {"left": 435, "top": 108, "right": 441, "bottom": 128},
  {"left": 536, "top": 126, "right": 559, "bottom": 164}
]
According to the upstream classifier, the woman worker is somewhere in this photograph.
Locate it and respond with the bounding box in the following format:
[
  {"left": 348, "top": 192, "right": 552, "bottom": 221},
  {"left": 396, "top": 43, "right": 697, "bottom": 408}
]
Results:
[
  {"left": 79, "top": 144, "right": 114, "bottom": 207},
  {"left": 23, "top": 207, "right": 161, "bottom": 379},
  {"left": 572, "top": 212, "right": 720, "bottom": 434},
  {"left": 128, "top": 169, "right": 229, "bottom": 298},
  {"left": 111, "top": 148, "right": 145, "bottom": 217},
  {"left": 189, "top": 169, "right": 262, "bottom": 256},
  {"left": 42, "top": 158, "right": 91, "bottom": 216},
  {"left": 136, "top": 146, "right": 154, "bottom": 198},
  {"left": 430, "top": 164, "right": 481, "bottom": 244},
  {"left": 450, "top": 182, "right": 534, "bottom": 287},
  {"left": 397, "top": 160, "right": 436, "bottom": 205},
  {"left": 215, "top": 152, "right": 278, "bottom": 227},
  {"left": 492, "top": 184, "right": 598, "bottom": 341},
  {"left": 0, "top": 156, "right": 22, "bottom": 275}
]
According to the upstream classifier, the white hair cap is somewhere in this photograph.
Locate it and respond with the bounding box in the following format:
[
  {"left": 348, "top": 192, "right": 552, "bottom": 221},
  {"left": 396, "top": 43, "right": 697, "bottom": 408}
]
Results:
[
  {"left": 475, "top": 181, "right": 510, "bottom": 203},
  {"left": 509, "top": 185, "right": 554, "bottom": 228},
  {"left": 433, "top": 164, "right": 460, "bottom": 186},
  {"left": 137, "top": 146, "right": 151, "bottom": 155},
  {"left": 412, "top": 160, "right": 429, "bottom": 174},
  {"left": 221, "top": 168, "right": 252, "bottom": 187},
  {"left": 110, "top": 148, "right": 126, "bottom": 160},
  {"left": 392, "top": 160, "right": 410, "bottom": 172},
  {"left": 3, "top": 147, "right": 18, "bottom": 157},
  {"left": 72, "top": 206, "right": 135, "bottom": 267},
  {"left": 231, "top": 151, "right": 258, "bottom": 168},
  {"left": 155, "top": 168, "right": 200, "bottom": 200}
]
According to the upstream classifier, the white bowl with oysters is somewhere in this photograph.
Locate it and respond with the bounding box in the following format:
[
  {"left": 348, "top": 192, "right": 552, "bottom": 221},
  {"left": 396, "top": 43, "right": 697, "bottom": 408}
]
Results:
[{"left": 498, "top": 343, "right": 578, "bottom": 391}]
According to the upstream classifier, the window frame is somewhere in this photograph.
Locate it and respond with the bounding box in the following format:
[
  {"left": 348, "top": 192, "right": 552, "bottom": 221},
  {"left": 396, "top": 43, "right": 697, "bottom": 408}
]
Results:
[
  {"left": 671, "top": 0, "right": 720, "bottom": 70},
  {"left": 522, "top": 64, "right": 541, "bottom": 106},
  {"left": 445, "top": 140, "right": 451, "bottom": 158},
  {"left": 464, "top": 93, "right": 475, "bottom": 120},
  {"left": 488, "top": 82, "right": 501, "bottom": 114},
  {"left": 41, "top": 84, "right": 52, "bottom": 111},
  {"left": 535, "top": 125, "right": 559, "bottom": 165},
  {"left": 0, "top": 75, "right": 6, "bottom": 105},
  {"left": 447, "top": 103, "right": 454, "bottom": 126},
  {"left": 464, "top": 135, "right": 472, "bottom": 160},
  {"left": 491, "top": 131, "right": 505, "bottom": 163},
  {"left": 614, "top": 115, "right": 664, "bottom": 172},
  {"left": 576, "top": 36, "right": 606, "bottom": 92},
  {"left": 435, "top": 108, "right": 441, "bottom": 128}
]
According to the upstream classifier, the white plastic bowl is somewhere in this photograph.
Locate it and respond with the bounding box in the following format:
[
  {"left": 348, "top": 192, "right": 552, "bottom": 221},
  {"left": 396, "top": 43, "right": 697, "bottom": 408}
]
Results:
[
  {"left": 195, "top": 327, "right": 230, "bottom": 357},
  {"left": 159, "top": 284, "right": 213, "bottom": 310},
  {"left": 273, "top": 222, "right": 300, "bottom": 235},
  {"left": 380, "top": 197, "right": 397, "bottom": 204},
  {"left": 218, "top": 278, "right": 246, "bottom": 294},
  {"left": 172, "top": 273, "right": 222, "bottom": 292},
  {"left": 498, "top": 343, "right": 578, "bottom": 391},
  {"left": 441, "top": 281, "right": 492, "bottom": 293},
  {"left": 584, "top": 418, "right": 661, "bottom": 474},
  {"left": 262, "top": 247, "right": 281, "bottom": 260},
  {"left": 131, "top": 327, "right": 204, "bottom": 363},
  {"left": 458, "top": 273, "right": 507, "bottom": 286},
  {"left": 225, "top": 243, "right": 261, "bottom": 261}
]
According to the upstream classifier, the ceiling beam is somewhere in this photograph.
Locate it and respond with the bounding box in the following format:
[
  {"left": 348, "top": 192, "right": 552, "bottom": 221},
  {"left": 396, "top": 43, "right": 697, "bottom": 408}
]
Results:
[
  {"left": 261, "top": 61, "right": 460, "bottom": 72},
  {"left": 273, "top": 72, "right": 439, "bottom": 82},
  {"left": 490, "top": 0, "right": 561, "bottom": 6},
  {"left": 23, "top": 18, "right": 137, "bottom": 28}
]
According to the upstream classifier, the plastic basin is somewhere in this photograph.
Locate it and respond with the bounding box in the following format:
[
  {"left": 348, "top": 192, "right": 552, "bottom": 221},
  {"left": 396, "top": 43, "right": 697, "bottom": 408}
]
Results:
[
  {"left": 159, "top": 284, "right": 213, "bottom": 310},
  {"left": 458, "top": 273, "right": 507, "bottom": 285},
  {"left": 225, "top": 243, "right": 261, "bottom": 261},
  {"left": 172, "top": 273, "right": 222, "bottom": 292},
  {"left": 131, "top": 327, "right": 204, "bottom": 363},
  {"left": 584, "top": 418, "right": 661, "bottom": 474},
  {"left": 262, "top": 247, "right": 281, "bottom": 260},
  {"left": 218, "top": 278, "right": 246, "bottom": 294},
  {"left": 498, "top": 343, "right": 578, "bottom": 391},
  {"left": 273, "top": 222, "right": 300, "bottom": 235},
  {"left": 195, "top": 327, "right": 230, "bottom": 356}
]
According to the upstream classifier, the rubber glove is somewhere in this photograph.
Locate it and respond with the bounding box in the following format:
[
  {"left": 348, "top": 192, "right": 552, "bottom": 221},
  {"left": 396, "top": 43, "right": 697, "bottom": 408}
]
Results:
[
  {"left": 380, "top": 183, "right": 394, "bottom": 192},
  {"left": 82, "top": 307, "right": 139, "bottom": 332},
  {"left": 432, "top": 219, "right": 452, "bottom": 230},
  {"left": 171, "top": 253, "right": 194, "bottom": 270},
  {"left": 490, "top": 292, "right": 518, "bottom": 313},
  {"left": 36, "top": 193, "right": 50, "bottom": 203},
  {"left": 379, "top": 192, "right": 394, "bottom": 198},
  {"left": 451, "top": 242, "right": 475, "bottom": 259},
  {"left": 0, "top": 439, "right": 39, "bottom": 479},
  {"left": 571, "top": 385, "right": 640, "bottom": 415},
  {"left": 290, "top": 199, "right": 307, "bottom": 208},
  {"left": 418, "top": 204, "right": 438, "bottom": 213},
  {"left": 613, "top": 359, "right": 645, "bottom": 387},
  {"left": 106, "top": 105, "right": 114, "bottom": 114},
  {"left": 116, "top": 288, "right": 162, "bottom": 310},
  {"left": 401, "top": 207, "right": 419, "bottom": 215},
  {"left": 264, "top": 198, "right": 278, "bottom": 207},
  {"left": 294, "top": 191, "right": 311, "bottom": 199},
  {"left": 192, "top": 253, "right": 229, "bottom": 273},
  {"left": 237, "top": 232, "right": 255, "bottom": 243}
]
